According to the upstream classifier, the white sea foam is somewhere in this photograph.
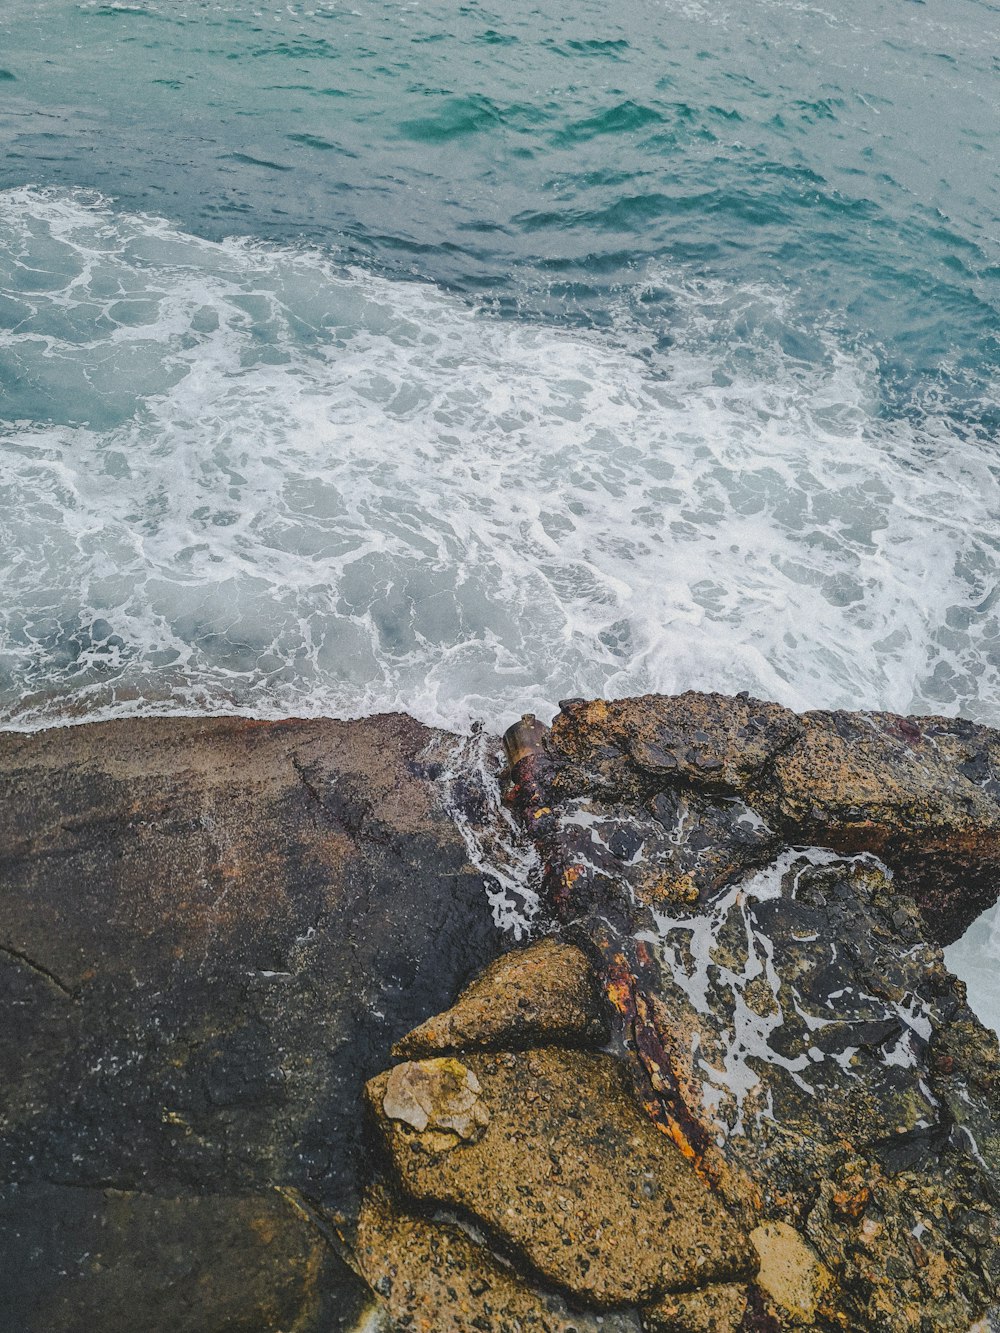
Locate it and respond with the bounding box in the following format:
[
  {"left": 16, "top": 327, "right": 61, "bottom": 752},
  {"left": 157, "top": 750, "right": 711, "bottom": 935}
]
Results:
[
  {"left": 1, "top": 186, "right": 999, "bottom": 737},
  {"left": 1, "top": 184, "right": 997, "bottom": 1020}
]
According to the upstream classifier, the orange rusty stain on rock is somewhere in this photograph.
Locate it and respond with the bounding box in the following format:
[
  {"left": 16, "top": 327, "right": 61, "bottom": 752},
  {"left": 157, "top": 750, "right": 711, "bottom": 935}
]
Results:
[
  {"left": 832, "top": 1184, "right": 870, "bottom": 1219},
  {"left": 600, "top": 959, "right": 727, "bottom": 1195}
]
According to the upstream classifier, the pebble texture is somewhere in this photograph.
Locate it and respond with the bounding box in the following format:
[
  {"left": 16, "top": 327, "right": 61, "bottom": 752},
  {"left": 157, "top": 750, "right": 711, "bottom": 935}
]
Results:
[
  {"left": 354, "top": 1186, "right": 642, "bottom": 1333},
  {"left": 367, "top": 1048, "right": 755, "bottom": 1307},
  {"left": 644, "top": 1282, "right": 750, "bottom": 1333}
]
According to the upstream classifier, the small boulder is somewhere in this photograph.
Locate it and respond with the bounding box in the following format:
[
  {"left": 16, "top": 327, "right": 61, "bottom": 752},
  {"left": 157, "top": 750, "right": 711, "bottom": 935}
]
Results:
[
  {"left": 381, "top": 1058, "right": 490, "bottom": 1149},
  {"left": 392, "top": 939, "right": 608, "bottom": 1058}
]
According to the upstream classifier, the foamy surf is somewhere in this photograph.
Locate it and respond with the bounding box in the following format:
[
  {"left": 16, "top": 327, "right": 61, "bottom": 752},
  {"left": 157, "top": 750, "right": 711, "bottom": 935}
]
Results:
[{"left": 2, "top": 186, "right": 998, "bottom": 740}]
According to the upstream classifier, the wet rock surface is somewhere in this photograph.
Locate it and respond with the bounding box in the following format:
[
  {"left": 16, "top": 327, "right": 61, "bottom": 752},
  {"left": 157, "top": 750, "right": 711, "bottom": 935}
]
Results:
[
  {"left": 0, "top": 714, "right": 500, "bottom": 1332},
  {"left": 503, "top": 693, "right": 1000, "bottom": 1332},
  {"left": 2, "top": 693, "right": 999, "bottom": 1332},
  {"left": 393, "top": 937, "right": 608, "bottom": 1057},
  {"left": 537, "top": 693, "right": 1000, "bottom": 942},
  {"left": 368, "top": 1047, "right": 754, "bottom": 1308}
]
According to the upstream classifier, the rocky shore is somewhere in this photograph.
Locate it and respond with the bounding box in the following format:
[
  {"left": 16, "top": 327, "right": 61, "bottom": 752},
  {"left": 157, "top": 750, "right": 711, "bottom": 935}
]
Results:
[{"left": 0, "top": 695, "right": 998, "bottom": 1331}]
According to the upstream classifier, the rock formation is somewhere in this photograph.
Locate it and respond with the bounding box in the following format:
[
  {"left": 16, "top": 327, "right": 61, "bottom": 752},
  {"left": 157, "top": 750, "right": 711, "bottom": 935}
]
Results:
[
  {"left": 1, "top": 694, "right": 998, "bottom": 1331},
  {"left": 0, "top": 714, "right": 501, "bottom": 1331}
]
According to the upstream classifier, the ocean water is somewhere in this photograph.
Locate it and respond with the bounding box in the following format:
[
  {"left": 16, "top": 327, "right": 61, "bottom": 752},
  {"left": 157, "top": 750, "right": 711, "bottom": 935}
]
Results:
[{"left": 0, "top": 0, "right": 998, "bottom": 1022}]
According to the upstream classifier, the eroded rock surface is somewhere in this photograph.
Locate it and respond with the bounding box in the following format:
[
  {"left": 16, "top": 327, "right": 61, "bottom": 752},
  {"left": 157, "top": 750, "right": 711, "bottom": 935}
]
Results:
[
  {"left": 535, "top": 693, "right": 1000, "bottom": 942},
  {"left": 0, "top": 715, "right": 500, "bottom": 1332},
  {"left": 502, "top": 693, "right": 1000, "bottom": 1332},
  {"left": 4, "top": 695, "right": 999, "bottom": 1333},
  {"left": 367, "top": 1047, "right": 755, "bottom": 1308},
  {"left": 0, "top": 1185, "right": 371, "bottom": 1333},
  {"left": 645, "top": 1281, "right": 750, "bottom": 1333},
  {"left": 393, "top": 937, "right": 608, "bottom": 1057}
]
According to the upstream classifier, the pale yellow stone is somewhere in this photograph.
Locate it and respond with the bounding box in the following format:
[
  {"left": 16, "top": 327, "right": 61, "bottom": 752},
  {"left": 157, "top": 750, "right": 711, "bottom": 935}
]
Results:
[
  {"left": 750, "top": 1221, "right": 831, "bottom": 1323},
  {"left": 382, "top": 1058, "right": 490, "bottom": 1145}
]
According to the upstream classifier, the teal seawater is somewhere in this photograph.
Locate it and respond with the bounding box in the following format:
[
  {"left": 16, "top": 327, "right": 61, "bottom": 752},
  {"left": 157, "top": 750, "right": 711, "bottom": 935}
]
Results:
[
  {"left": 1, "top": 0, "right": 997, "bottom": 407},
  {"left": 0, "top": 1, "right": 999, "bottom": 1008}
]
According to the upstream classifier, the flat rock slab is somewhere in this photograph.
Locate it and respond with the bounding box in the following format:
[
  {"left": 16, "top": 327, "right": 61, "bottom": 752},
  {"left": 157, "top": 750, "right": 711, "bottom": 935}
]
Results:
[
  {"left": 0, "top": 715, "right": 502, "bottom": 1331},
  {"left": 367, "top": 1048, "right": 755, "bottom": 1308},
  {"left": 0, "top": 1184, "right": 369, "bottom": 1333},
  {"left": 355, "top": 1186, "right": 641, "bottom": 1333}
]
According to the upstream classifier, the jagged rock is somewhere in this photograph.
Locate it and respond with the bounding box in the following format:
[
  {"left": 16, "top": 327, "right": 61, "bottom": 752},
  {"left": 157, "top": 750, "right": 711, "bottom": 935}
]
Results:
[
  {"left": 0, "top": 715, "right": 502, "bottom": 1329},
  {"left": 749, "top": 1222, "right": 830, "bottom": 1325},
  {"left": 526, "top": 787, "right": 780, "bottom": 915},
  {"left": 392, "top": 938, "right": 608, "bottom": 1057},
  {"left": 503, "top": 696, "right": 1000, "bottom": 1331},
  {"left": 616, "top": 854, "right": 998, "bottom": 1331},
  {"left": 354, "top": 1185, "right": 642, "bottom": 1333},
  {"left": 546, "top": 694, "right": 803, "bottom": 800},
  {"left": 0, "top": 1184, "right": 370, "bottom": 1333},
  {"left": 382, "top": 1058, "right": 490, "bottom": 1146},
  {"left": 766, "top": 709, "right": 1000, "bottom": 942},
  {"left": 643, "top": 1282, "right": 749, "bottom": 1332},
  {"left": 532, "top": 693, "right": 1000, "bottom": 942},
  {"left": 367, "top": 1047, "right": 755, "bottom": 1308}
]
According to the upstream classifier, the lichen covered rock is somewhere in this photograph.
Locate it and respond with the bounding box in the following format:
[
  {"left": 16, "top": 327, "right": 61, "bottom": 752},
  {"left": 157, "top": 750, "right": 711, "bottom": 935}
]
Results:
[
  {"left": 750, "top": 1222, "right": 831, "bottom": 1325},
  {"left": 367, "top": 1047, "right": 755, "bottom": 1308},
  {"left": 502, "top": 694, "right": 1000, "bottom": 1332}
]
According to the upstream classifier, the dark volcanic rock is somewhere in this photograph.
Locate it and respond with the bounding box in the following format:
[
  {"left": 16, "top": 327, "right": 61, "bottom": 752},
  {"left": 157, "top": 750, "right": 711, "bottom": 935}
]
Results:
[
  {"left": 536, "top": 693, "right": 1000, "bottom": 942},
  {"left": 0, "top": 715, "right": 502, "bottom": 1332},
  {"left": 0, "top": 1184, "right": 369, "bottom": 1333},
  {"left": 4, "top": 695, "right": 1000, "bottom": 1332}
]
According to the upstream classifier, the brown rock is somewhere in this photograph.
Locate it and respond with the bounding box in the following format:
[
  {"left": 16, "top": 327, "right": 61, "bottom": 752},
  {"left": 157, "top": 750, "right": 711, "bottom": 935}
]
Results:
[
  {"left": 367, "top": 1048, "right": 755, "bottom": 1308},
  {"left": 354, "top": 1186, "right": 641, "bottom": 1333},
  {"left": 644, "top": 1282, "right": 749, "bottom": 1332},
  {"left": 547, "top": 693, "right": 802, "bottom": 799},
  {"left": 503, "top": 696, "right": 1000, "bottom": 1331},
  {"left": 392, "top": 939, "right": 608, "bottom": 1058}
]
